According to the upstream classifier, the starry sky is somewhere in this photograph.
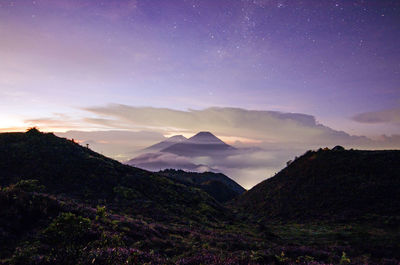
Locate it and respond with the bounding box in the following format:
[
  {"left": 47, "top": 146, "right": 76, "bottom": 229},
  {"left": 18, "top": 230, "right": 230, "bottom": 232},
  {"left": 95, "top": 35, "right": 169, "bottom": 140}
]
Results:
[
  {"left": 1, "top": 0, "right": 400, "bottom": 188},
  {"left": 0, "top": 0, "right": 399, "bottom": 134}
]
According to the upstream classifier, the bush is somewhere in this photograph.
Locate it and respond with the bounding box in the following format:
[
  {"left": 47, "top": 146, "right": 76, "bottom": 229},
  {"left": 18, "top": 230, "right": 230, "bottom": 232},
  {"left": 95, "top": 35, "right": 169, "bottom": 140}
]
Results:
[
  {"left": 14, "top": 179, "right": 45, "bottom": 192},
  {"left": 42, "top": 212, "right": 92, "bottom": 246}
]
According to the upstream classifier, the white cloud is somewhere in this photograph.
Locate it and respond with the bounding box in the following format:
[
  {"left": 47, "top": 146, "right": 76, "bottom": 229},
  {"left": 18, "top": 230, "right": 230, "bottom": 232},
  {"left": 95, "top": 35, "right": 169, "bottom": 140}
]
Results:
[
  {"left": 24, "top": 104, "right": 400, "bottom": 189},
  {"left": 83, "top": 104, "right": 369, "bottom": 147}
]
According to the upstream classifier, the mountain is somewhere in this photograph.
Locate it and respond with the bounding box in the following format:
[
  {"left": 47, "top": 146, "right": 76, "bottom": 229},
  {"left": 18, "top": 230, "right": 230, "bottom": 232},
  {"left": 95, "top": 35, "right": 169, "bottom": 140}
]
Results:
[
  {"left": 0, "top": 128, "right": 226, "bottom": 223},
  {"left": 142, "top": 135, "right": 187, "bottom": 152},
  {"left": 158, "top": 169, "right": 246, "bottom": 202},
  {"left": 1, "top": 130, "right": 399, "bottom": 264},
  {"left": 160, "top": 131, "right": 235, "bottom": 157},
  {"left": 235, "top": 147, "right": 400, "bottom": 222},
  {"left": 186, "top": 131, "right": 227, "bottom": 145},
  {"left": 126, "top": 131, "right": 236, "bottom": 171}
]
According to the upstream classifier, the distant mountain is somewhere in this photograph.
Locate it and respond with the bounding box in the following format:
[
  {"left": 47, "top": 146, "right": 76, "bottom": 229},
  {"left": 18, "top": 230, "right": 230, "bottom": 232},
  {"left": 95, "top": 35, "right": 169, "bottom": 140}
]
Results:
[
  {"left": 186, "top": 131, "right": 227, "bottom": 145},
  {"left": 159, "top": 169, "right": 246, "bottom": 202},
  {"left": 126, "top": 131, "right": 237, "bottom": 171},
  {"left": 235, "top": 147, "right": 400, "bottom": 222},
  {"left": 161, "top": 131, "right": 236, "bottom": 157},
  {"left": 143, "top": 135, "right": 187, "bottom": 152}
]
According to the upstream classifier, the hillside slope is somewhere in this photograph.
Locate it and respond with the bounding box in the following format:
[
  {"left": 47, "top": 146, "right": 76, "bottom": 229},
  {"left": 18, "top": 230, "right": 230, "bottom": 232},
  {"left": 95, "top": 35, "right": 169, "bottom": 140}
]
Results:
[
  {"left": 158, "top": 169, "right": 246, "bottom": 202},
  {"left": 0, "top": 128, "right": 225, "bottom": 223},
  {"left": 236, "top": 147, "right": 400, "bottom": 222}
]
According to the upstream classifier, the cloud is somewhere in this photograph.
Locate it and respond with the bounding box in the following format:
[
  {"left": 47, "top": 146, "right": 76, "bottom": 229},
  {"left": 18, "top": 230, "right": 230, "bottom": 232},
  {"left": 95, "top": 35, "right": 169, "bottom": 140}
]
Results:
[
  {"left": 127, "top": 152, "right": 212, "bottom": 172},
  {"left": 56, "top": 130, "right": 165, "bottom": 161},
  {"left": 125, "top": 146, "right": 300, "bottom": 190},
  {"left": 366, "top": 134, "right": 400, "bottom": 149},
  {"left": 24, "top": 104, "right": 400, "bottom": 189},
  {"left": 352, "top": 108, "right": 400, "bottom": 124},
  {"left": 83, "top": 104, "right": 368, "bottom": 147},
  {"left": 201, "top": 148, "right": 300, "bottom": 188},
  {"left": 25, "top": 114, "right": 89, "bottom": 131}
]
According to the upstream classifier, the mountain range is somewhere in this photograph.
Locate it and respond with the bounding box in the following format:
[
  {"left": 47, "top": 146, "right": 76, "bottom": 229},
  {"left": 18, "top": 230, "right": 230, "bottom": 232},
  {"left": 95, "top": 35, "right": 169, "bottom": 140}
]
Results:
[
  {"left": 127, "top": 131, "right": 237, "bottom": 173},
  {"left": 127, "top": 132, "right": 245, "bottom": 202},
  {"left": 236, "top": 147, "right": 400, "bottom": 222},
  {"left": 0, "top": 128, "right": 399, "bottom": 264},
  {"left": 161, "top": 131, "right": 236, "bottom": 157}
]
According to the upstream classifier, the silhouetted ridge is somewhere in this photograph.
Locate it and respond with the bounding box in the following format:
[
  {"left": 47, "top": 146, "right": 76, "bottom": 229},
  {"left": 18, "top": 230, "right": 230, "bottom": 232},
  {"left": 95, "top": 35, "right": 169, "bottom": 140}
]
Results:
[
  {"left": 0, "top": 130, "right": 226, "bottom": 222},
  {"left": 159, "top": 169, "right": 246, "bottom": 202},
  {"left": 236, "top": 148, "right": 400, "bottom": 222}
]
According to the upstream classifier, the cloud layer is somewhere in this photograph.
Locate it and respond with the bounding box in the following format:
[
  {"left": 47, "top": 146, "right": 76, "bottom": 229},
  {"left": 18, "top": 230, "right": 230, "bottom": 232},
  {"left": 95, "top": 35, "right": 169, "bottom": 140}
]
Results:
[
  {"left": 27, "top": 104, "right": 400, "bottom": 188},
  {"left": 83, "top": 104, "right": 370, "bottom": 147},
  {"left": 56, "top": 130, "right": 165, "bottom": 161}
]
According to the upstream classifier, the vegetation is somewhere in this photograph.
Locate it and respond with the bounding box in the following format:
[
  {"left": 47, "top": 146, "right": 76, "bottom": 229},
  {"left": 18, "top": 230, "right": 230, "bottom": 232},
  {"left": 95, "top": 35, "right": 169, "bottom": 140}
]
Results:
[
  {"left": 0, "top": 129, "right": 225, "bottom": 223},
  {"left": 0, "top": 130, "right": 399, "bottom": 264},
  {"left": 159, "top": 169, "right": 245, "bottom": 202},
  {"left": 236, "top": 147, "right": 400, "bottom": 222}
]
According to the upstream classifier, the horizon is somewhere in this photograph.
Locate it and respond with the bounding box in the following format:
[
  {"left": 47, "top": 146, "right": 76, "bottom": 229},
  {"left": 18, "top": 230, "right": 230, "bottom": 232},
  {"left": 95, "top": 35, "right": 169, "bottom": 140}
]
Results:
[{"left": 2, "top": 126, "right": 398, "bottom": 190}]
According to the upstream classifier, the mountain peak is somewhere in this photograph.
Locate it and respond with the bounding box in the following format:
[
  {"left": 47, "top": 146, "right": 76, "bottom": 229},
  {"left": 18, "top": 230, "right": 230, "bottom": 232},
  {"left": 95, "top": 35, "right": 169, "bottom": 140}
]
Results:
[
  {"left": 168, "top": 135, "right": 187, "bottom": 141},
  {"left": 195, "top": 131, "right": 215, "bottom": 137},
  {"left": 188, "top": 131, "right": 226, "bottom": 145},
  {"left": 143, "top": 135, "right": 187, "bottom": 152}
]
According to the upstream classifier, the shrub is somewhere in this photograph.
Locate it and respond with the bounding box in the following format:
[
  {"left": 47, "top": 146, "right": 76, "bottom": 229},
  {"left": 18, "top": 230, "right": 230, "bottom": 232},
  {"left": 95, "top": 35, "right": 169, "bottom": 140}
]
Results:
[
  {"left": 42, "top": 212, "right": 92, "bottom": 246},
  {"left": 14, "top": 179, "right": 45, "bottom": 192},
  {"left": 340, "top": 252, "right": 350, "bottom": 264}
]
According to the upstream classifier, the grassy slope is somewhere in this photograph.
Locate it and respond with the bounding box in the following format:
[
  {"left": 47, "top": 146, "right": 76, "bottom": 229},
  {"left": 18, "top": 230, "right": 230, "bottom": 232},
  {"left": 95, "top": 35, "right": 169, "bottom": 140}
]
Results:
[
  {"left": 158, "top": 169, "right": 245, "bottom": 202},
  {"left": 0, "top": 129, "right": 226, "bottom": 223},
  {"left": 236, "top": 148, "right": 400, "bottom": 222}
]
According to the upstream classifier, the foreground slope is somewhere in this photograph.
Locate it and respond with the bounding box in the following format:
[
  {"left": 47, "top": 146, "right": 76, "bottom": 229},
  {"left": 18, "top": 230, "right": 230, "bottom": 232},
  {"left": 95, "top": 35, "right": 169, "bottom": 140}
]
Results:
[
  {"left": 236, "top": 147, "right": 400, "bottom": 221},
  {"left": 0, "top": 129, "right": 225, "bottom": 222}
]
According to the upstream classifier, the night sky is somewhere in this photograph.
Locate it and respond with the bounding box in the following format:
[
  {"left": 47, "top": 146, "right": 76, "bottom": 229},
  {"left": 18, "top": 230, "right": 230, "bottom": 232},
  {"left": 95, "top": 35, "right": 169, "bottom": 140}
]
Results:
[
  {"left": 1, "top": 0, "right": 400, "bottom": 187},
  {"left": 0, "top": 0, "right": 399, "bottom": 133}
]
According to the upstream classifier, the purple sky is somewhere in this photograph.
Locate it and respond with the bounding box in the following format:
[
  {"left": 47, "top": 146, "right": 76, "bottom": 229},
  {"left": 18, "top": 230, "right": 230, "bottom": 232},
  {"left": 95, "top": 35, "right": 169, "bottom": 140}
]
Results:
[
  {"left": 1, "top": 0, "right": 399, "bottom": 135},
  {"left": 1, "top": 0, "right": 400, "bottom": 188}
]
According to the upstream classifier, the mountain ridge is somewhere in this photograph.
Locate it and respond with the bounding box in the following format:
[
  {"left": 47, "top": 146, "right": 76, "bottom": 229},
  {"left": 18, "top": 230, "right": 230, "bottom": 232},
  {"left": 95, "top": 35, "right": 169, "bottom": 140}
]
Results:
[
  {"left": 0, "top": 128, "right": 227, "bottom": 223},
  {"left": 235, "top": 147, "right": 400, "bottom": 222},
  {"left": 158, "top": 169, "right": 246, "bottom": 202}
]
